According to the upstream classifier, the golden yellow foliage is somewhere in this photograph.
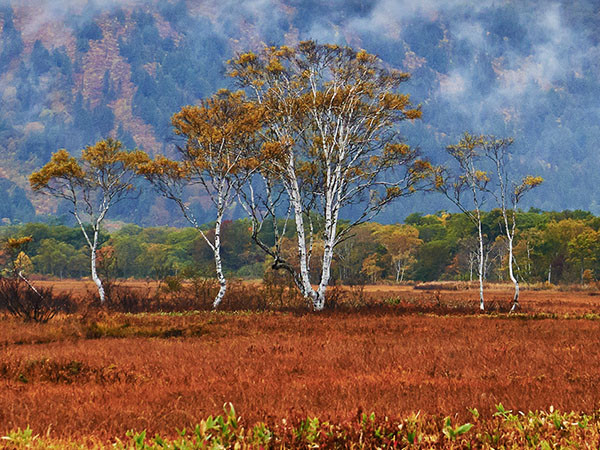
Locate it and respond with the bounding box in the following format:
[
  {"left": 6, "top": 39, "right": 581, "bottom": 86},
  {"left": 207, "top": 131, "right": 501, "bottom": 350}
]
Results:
[
  {"left": 30, "top": 139, "right": 144, "bottom": 194},
  {"left": 523, "top": 175, "right": 544, "bottom": 187},
  {"left": 355, "top": 49, "right": 375, "bottom": 63},
  {"left": 14, "top": 251, "right": 33, "bottom": 275},
  {"left": 237, "top": 52, "right": 257, "bottom": 64},
  {"left": 379, "top": 93, "right": 411, "bottom": 110},
  {"left": 266, "top": 57, "right": 284, "bottom": 73},
  {"left": 7, "top": 236, "right": 33, "bottom": 249},
  {"left": 136, "top": 155, "right": 188, "bottom": 179},
  {"left": 29, "top": 149, "right": 84, "bottom": 191},
  {"left": 474, "top": 170, "right": 490, "bottom": 182}
]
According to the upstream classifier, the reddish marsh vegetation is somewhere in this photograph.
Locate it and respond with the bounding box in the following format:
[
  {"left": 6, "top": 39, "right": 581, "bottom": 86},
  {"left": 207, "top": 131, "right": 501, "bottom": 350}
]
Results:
[
  {"left": 1, "top": 308, "right": 600, "bottom": 441},
  {"left": 33, "top": 278, "right": 600, "bottom": 314}
]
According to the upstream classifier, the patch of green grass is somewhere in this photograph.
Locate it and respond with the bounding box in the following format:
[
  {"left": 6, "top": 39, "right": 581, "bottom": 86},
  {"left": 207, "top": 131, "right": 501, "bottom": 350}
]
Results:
[{"left": 5, "top": 405, "right": 600, "bottom": 449}]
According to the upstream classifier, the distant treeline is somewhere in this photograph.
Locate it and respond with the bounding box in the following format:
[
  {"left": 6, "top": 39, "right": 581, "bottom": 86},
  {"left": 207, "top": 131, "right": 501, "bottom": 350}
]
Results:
[{"left": 1, "top": 208, "right": 599, "bottom": 285}]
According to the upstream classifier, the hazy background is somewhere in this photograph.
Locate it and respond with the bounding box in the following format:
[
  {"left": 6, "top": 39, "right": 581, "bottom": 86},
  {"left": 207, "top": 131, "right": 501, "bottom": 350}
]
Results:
[{"left": 0, "top": 0, "right": 598, "bottom": 225}]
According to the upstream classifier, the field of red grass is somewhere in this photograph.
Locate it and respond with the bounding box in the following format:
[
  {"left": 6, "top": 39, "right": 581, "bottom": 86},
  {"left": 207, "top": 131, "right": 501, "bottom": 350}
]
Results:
[{"left": 2, "top": 287, "right": 600, "bottom": 442}]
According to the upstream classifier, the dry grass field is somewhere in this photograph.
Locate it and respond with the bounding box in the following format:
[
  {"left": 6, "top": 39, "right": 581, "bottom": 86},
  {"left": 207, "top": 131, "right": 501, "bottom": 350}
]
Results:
[
  {"left": 2, "top": 281, "right": 600, "bottom": 446},
  {"left": 34, "top": 278, "right": 600, "bottom": 314}
]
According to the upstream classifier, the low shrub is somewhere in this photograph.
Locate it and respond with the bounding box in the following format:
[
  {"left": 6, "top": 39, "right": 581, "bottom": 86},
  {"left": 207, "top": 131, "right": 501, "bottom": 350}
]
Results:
[
  {"left": 103, "top": 282, "right": 154, "bottom": 313},
  {"left": 95, "top": 273, "right": 311, "bottom": 313},
  {"left": 0, "top": 277, "right": 75, "bottom": 322}
]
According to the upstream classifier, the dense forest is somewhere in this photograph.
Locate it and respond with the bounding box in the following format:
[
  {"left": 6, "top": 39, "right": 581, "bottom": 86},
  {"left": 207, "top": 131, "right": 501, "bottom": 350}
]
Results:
[
  {"left": 0, "top": 0, "right": 600, "bottom": 225},
  {"left": 2, "top": 208, "right": 600, "bottom": 285}
]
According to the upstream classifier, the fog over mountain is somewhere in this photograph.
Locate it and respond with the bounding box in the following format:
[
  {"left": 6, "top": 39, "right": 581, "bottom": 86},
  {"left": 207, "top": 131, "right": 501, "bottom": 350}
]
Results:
[{"left": 0, "top": 0, "right": 598, "bottom": 225}]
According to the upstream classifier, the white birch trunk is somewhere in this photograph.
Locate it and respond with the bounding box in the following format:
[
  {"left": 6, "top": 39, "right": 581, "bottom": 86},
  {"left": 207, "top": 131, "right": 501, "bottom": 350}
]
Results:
[
  {"left": 90, "top": 228, "right": 105, "bottom": 303},
  {"left": 286, "top": 165, "right": 341, "bottom": 310},
  {"left": 316, "top": 235, "right": 336, "bottom": 311},
  {"left": 314, "top": 156, "right": 345, "bottom": 311},
  {"left": 314, "top": 203, "right": 337, "bottom": 310},
  {"left": 469, "top": 253, "right": 474, "bottom": 282},
  {"left": 74, "top": 210, "right": 106, "bottom": 304},
  {"left": 497, "top": 161, "right": 520, "bottom": 312},
  {"left": 289, "top": 180, "right": 318, "bottom": 307},
  {"left": 212, "top": 206, "right": 227, "bottom": 309},
  {"left": 476, "top": 210, "right": 485, "bottom": 311},
  {"left": 17, "top": 270, "right": 43, "bottom": 299},
  {"left": 508, "top": 235, "right": 520, "bottom": 312}
]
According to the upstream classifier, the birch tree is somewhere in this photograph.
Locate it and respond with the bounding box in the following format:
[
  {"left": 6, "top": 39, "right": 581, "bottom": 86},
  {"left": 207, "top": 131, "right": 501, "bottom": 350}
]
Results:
[
  {"left": 229, "top": 41, "right": 429, "bottom": 310},
  {"left": 435, "top": 132, "right": 491, "bottom": 311},
  {"left": 137, "top": 90, "right": 263, "bottom": 309},
  {"left": 483, "top": 136, "right": 542, "bottom": 311},
  {"left": 30, "top": 139, "right": 144, "bottom": 303}
]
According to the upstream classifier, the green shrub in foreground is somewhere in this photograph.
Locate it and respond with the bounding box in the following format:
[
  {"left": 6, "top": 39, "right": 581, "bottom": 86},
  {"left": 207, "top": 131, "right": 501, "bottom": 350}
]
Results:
[{"left": 4, "top": 404, "right": 600, "bottom": 449}]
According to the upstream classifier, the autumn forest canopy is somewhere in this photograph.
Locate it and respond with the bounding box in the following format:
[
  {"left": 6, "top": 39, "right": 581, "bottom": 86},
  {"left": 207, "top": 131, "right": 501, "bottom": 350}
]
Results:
[{"left": 3, "top": 208, "right": 600, "bottom": 285}]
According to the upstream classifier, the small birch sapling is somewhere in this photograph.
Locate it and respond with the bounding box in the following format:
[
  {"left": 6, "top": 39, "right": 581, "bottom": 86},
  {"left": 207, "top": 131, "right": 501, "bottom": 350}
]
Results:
[
  {"left": 483, "top": 136, "right": 542, "bottom": 311},
  {"left": 435, "top": 132, "right": 491, "bottom": 311}
]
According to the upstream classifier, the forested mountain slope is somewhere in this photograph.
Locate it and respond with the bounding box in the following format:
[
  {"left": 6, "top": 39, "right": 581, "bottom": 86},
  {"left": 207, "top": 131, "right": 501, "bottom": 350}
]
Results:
[{"left": 0, "top": 0, "right": 599, "bottom": 225}]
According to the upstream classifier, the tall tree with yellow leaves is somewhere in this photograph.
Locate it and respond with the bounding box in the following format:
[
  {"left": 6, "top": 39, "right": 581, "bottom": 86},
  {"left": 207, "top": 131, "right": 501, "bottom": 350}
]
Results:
[
  {"left": 229, "top": 41, "right": 429, "bottom": 310},
  {"left": 30, "top": 139, "right": 145, "bottom": 303},
  {"left": 137, "top": 90, "right": 264, "bottom": 309}
]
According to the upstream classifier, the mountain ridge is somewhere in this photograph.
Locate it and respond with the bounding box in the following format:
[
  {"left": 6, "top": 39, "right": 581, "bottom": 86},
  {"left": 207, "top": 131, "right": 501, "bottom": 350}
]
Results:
[{"left": 0, "top": 0, "right": 599, "bottom": 225}]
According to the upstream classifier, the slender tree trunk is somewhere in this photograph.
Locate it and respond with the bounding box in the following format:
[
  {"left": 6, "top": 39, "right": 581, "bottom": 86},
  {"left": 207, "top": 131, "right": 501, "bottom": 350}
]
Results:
[
  {"left": 508, "top": 236, "right": 520, "bottom": 312},
  {"left": 289, "top": 183, "right": 318, "bottom": 308},
  {"left": 212, "top": 207, "right": 227, "bottom": 309},
  {"left": 17, "top": 270, "right": 43, "bottom": 299},
  {"left": 315, "top": 172, "right": 343, "bottom": 311},
  {"left": 548, "top": 264, "right": 552, "bottom": 284},
  {"left": 477, "top": 213, "right": 485, "bottom": 311},
  {"left": 314, "top": 213, "right": 337, "bottom": 311},
  {"left": 495, "top": 156, "right": 519, "bottom": 311},
  {"left": 316, "top": 239, "right": 335, "bottom": 311},
  {"left": 469, "top": 254, "right": 473, "bottom": 282},
  {"left": 90, "top": 239, "right": 105, "bottom": 303},
  {"left": 74, "top": 212, "right": 105, "bottom": 303},
  {"left": 483, "top": 248, "right": 489, "bottom": 281}
]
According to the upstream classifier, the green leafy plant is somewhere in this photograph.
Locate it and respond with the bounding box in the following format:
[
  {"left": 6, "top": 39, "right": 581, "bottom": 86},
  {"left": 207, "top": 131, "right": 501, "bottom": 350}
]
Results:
[
  {"left": 442, "top": 417, "right": 473, "bottom": 441},
  {"left": 1, "top": 427, "right": 37, "bottom": 446}
]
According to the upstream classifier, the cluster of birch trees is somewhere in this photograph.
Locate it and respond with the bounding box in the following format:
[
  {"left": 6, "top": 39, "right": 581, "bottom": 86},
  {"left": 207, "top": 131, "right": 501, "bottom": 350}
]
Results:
[
  {"left": 27, "top": 41, "right": 541, "bottom": 311},
  {"left": 435, "top": 133, "right": 542, "bottom": 311}
]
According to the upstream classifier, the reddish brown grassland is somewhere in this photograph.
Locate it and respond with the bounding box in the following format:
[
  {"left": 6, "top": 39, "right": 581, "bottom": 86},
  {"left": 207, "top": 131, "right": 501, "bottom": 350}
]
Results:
[{"left": 2, "top": 281, "right": 600, "bottom": 445}]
